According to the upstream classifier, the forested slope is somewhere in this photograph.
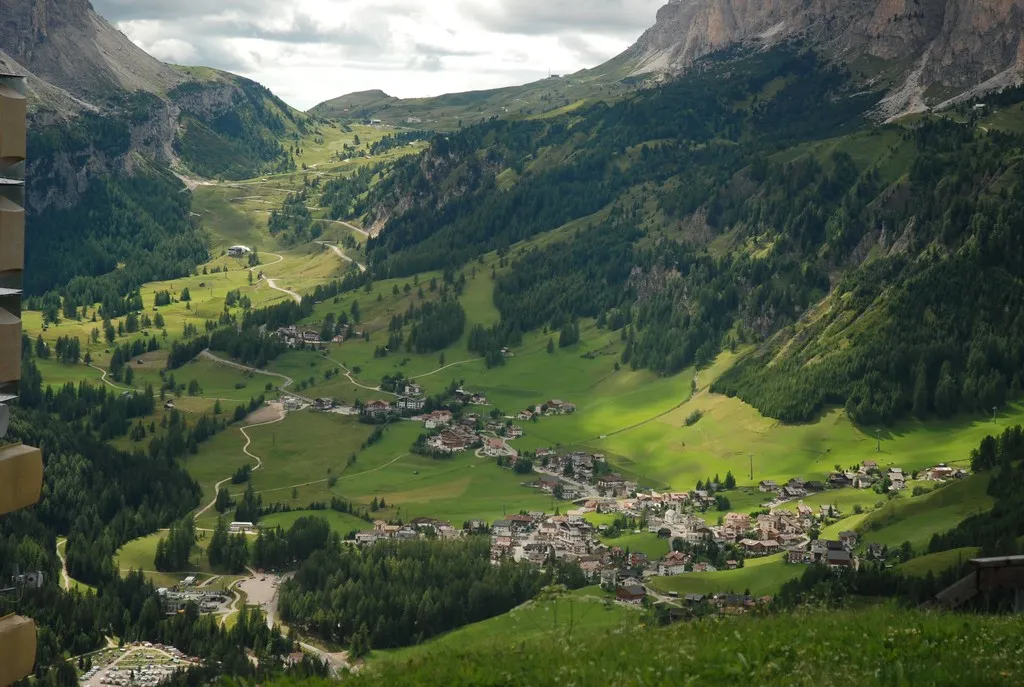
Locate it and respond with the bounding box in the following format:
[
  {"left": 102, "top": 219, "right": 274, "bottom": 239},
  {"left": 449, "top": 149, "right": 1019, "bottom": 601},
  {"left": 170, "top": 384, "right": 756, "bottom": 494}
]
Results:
[{"left": 353, "top": 45, "right": 1024, "bottom": 425}]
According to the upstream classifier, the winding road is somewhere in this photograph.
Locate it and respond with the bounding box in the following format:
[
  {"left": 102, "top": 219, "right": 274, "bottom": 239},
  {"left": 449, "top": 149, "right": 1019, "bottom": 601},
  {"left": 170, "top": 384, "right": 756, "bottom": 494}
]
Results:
[
  {"left": 315, "top": 218, "right": 369, "bottom": 237},
  {"left": 56, "top": 538, "right": 71, "bottom": 591},
  {"left": 195, "top": 406, "right": 288, "bottom": 518},
  {"left": 315, "top": 240, "right": 367, "bottom": 273},
  {"left": 87, "top": 362, "right": 132, "bottom": 392},
  {"left": 265, "top": 277, "right": 303, "bottom": 304},
  {"left": 198, "top": 349, "right": 312, "bottom": 401},
  {"left": 323, "top": 355, "right": 389, "bottom": 394}
]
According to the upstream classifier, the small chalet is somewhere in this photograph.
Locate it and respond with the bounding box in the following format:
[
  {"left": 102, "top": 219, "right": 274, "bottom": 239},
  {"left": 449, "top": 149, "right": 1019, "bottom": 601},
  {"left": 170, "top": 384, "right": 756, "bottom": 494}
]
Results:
[
  {"left": 826, "top": 549, "right": 855, "bottom": 570},
  {"left": 424, "top": 410, "right": 453, "bottom": 429},
  {"left": 758, "top": 480, "right": 779, "bottom": 493},
  {"left": 616, "top": 584, "right": 646, "bottom": 605},
  {"left": 517, "top": 409, "right": 535, "bottom": 421},
  {"left": 483, "top": 437, "right": 508, "bottom": 457},
  {"left": 362, "top": 400, "right": 392, "bottom": 418},
  {"left": 828, "top": 472, "right": 852, "bottom": 487},
  {"left": 852, "top": 474, "right": 876, "bottom": 489},
  {"left": 597, "top": 473, "right": 625, "bottom": 491},
  {"left": 839, "top": 531, "right": 859, "bottom": 548}
]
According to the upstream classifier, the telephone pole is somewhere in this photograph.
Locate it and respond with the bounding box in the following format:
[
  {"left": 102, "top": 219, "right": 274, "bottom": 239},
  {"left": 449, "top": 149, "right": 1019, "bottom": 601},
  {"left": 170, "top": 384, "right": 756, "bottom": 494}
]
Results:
[
  {"left": 875, "top": 429, "right": 881, "bottom": 453},
  {"left": 748, "top": 454, "right": 753, "bottom": 481}
]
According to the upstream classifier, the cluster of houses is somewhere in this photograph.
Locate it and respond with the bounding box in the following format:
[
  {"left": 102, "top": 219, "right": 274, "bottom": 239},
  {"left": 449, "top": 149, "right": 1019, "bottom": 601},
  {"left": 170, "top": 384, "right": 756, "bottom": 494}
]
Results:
[
  {"left": 530, "top": 450, "right": 638, "bottom": 497},
  {"left": 487, "top": 512, "right": 601, "bottom": 565},
  {"left": 362, "top": 381, "right": 429, "bottom": 419},
  {"left": 400, "top": 402, "right": 524, "bottom": 457},
  {"left": 921, "top": 463, "right": 969, "bottom": 481},
  {"left": 352, "top": 517, "right": 461, "bottom": 545},
  {"left": 516, "top": 399, "right": 576, "bottom": 421},
  {"left": 453, "top": 388, "right": 489, "bottom": 405},
  {"left": 273, "top": 323, "right": 362, "bottom": 348}
]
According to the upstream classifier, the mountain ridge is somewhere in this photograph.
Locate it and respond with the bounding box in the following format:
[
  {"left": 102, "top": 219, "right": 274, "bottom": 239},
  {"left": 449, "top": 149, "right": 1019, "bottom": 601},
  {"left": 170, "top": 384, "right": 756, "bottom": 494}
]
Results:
[{"left": 622, "top": 0, "right": 1024, "bottom": 116}]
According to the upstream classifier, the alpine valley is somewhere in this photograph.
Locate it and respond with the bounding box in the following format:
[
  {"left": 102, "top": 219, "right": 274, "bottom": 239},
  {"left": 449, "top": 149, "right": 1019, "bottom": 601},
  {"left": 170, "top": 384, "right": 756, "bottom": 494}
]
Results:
[{"left": 5, "top": 0, "right": 1024, "bottom": 685}]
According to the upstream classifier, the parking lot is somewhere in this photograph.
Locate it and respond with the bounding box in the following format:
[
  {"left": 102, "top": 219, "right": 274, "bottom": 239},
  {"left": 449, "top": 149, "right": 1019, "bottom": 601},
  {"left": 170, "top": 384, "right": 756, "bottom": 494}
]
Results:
[{"left": 79, "top": 644, "right": 199, "bottom": 687}]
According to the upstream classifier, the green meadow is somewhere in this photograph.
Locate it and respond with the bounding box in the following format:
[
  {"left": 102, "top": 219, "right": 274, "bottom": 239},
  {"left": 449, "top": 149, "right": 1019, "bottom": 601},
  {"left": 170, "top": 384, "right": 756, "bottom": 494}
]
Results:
[
  {"left": 898, "top": 547, "right": 980, "bottom": 578},
  {"left": 374, "top": 586, "right": 636, "bottom": 665},
  {"left": 856, "top": 474, "right": 994, "bottom": 553},
  {"left": 259, "top": 509, "right": 371, "bottom": 536},
  {"left": 647, "top": 554, "right": 804, "bottom": 597}
]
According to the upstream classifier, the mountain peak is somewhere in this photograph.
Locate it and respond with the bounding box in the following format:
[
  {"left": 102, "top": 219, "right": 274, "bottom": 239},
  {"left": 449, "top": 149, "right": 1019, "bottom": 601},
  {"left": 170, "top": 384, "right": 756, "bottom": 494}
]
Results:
[
  {"left": 622, "top": 0, "right": 1024, "bottom": 115},
  {"left": 0, "top": 0, "right": 181, "bottom": 107}
]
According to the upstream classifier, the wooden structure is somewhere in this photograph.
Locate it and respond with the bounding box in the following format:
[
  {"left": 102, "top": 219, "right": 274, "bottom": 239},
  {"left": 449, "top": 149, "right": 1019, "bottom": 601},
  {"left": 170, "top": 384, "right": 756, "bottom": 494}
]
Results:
[
  {"left": 0, "top": 71, "right": 41, "bottom": 687},
  {"left": 935, "top": 555, "right": 1024, "bottom": 612}
]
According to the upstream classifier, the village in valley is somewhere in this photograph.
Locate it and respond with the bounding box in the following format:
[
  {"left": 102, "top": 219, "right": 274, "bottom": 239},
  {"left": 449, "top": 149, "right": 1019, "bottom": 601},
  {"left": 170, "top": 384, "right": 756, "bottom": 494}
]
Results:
[
  {"left": 255, "top": 308, "right": 975, "bottom": 609},
  {"left": 270, "top": 363, "right": 973, "bottom": 613}
]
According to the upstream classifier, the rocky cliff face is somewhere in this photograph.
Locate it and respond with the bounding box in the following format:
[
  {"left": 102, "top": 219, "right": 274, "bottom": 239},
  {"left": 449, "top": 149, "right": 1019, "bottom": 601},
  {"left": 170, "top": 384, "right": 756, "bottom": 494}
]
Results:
[
  {"left": 624, "top": 0, "right": 1024, "bottom": 113},
  {"left": 0, "top": 0, "right": 301, "bottom": 214},
  {"left": 0, "top": 0, "right": 181, "bottom": 107}
]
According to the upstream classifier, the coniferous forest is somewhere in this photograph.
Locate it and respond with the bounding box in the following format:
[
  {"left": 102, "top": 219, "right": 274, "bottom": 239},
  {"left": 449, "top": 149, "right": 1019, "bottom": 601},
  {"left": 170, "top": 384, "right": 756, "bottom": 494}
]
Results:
[{"left": 278, "top": 537, "right": 584, "bottom": 651}]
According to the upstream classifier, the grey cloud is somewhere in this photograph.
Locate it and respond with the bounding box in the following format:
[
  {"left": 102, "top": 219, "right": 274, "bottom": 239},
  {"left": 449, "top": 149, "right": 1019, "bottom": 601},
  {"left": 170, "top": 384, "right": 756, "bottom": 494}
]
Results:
[
  {"left": 406, "top": 54, "right": 444, "bottom": 72},
  {"left": 413, "top": 43, "right": 484, "bottom": 58},
  {"left": 460, "top": 0, "right": 663, "bottom": 37},
  {"left": 91, "top": 0, "right": 268, "bottom": 22},
  {"left": 558, "top": 35, "right": 611, "bottom": 66}
]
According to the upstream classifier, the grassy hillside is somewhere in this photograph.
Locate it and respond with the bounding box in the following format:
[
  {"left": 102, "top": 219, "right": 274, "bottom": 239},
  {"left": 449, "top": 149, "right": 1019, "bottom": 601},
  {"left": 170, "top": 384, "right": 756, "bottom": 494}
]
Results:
[
  {"left": 373, "top": 586, "right": 636, "bottom": 665},
  {"left": 309, "top": 60, "right": 640, "bottom": 130},
  {"left": 320, "top": 605, "right": 1024, "bottom": 686},
  {"left": 648, "top": 554, "right": 803, "bottom": 597},
  {"left": 857, "top": 474, "right": 995, "bottom": 552}
]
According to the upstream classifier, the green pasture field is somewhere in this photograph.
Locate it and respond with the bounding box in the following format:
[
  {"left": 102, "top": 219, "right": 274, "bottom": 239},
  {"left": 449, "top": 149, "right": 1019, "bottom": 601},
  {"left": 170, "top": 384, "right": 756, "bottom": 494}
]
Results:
[
  {"left": 599, "top": 531, "right": 670, "bottom": 559},
  {"left": 856, "top": 473, "right": 994, "bottom": 552},
  {"left": 114, "top": 532, "right": 213, "bottom": 589},
  {"left": 374, "top": 586, "right": 635, "bottom": 665},
  {"left": 897, "top": 547, "right": 980, "bottom": 578},
  {"left": 259, "top": 509, "right": 372, "bottom": 536},
  {"left": 114, "top": 529, "right": 248, "bottom": 591},
  {"left": 647, "top": 554, "right": 804, "bottom": 597}
]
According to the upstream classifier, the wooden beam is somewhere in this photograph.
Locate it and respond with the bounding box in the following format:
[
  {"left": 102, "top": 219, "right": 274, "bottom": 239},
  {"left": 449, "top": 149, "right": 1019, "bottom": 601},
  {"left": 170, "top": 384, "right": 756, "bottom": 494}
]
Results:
[
  {"left": 935, "top": 571, "right": 979, "bottom": 609},
  {"left": 0, "top": 614, "right": 36, "bottom": 687},
  {"left": 0, "top": 443, "right": 42, "bottom": 515},
  {"left": 978, "top": 566, "right": 1024, "bottom": 592}
]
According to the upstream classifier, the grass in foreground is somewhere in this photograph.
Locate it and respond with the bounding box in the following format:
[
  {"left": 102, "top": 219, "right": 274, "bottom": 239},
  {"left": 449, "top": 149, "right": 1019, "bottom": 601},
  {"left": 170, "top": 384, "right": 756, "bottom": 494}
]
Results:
[
  {"left": 328, "top": 604, "right": 1024, "bottom": 686},
  {"left": 375, "top": 587, "right": 635, "bottom": 665}
]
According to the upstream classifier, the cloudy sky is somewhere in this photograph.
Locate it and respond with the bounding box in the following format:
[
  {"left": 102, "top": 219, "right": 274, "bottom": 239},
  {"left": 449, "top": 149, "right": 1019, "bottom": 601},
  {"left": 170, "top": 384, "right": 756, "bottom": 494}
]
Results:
[{"left": 91, "top": 0, "right": 665, "bottom": 110}]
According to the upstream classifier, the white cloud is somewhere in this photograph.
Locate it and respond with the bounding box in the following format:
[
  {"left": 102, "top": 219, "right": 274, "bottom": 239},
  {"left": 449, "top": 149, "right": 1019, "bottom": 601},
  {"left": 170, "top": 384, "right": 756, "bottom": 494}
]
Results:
[{"left": 91, "top": 0, "right": 664, "bottom": 110}]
